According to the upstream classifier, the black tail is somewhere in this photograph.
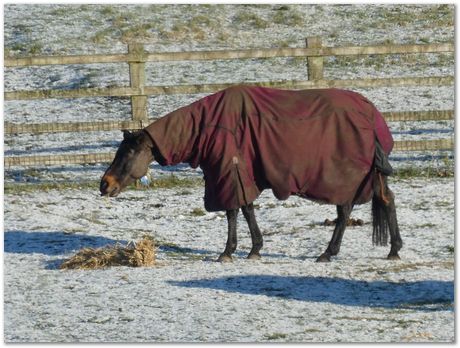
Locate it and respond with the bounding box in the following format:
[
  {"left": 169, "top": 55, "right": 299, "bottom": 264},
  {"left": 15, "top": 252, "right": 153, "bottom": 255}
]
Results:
[
  {"left": 372, "top": 180, "right": 389, "bottom": 247},
  {"left": 371, "top": 139, "right": 392, "bottom": 246}
]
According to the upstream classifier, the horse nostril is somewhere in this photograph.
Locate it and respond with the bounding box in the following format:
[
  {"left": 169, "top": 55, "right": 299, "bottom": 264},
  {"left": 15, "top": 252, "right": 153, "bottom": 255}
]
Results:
[{"left": 100, "top": 179, "right": 109, "bottom": 194}]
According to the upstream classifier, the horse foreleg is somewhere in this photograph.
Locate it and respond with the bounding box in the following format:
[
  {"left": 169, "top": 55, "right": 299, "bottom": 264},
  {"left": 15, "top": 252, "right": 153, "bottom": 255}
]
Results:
[
  {"left": 218, "top": 208, "right": 239, "bottom": 262},
  {"left": 241, "top": 203, "right": 263, "bottom": 260},
  {"left": 316, "top": 204, "right": 353, "bottom": 262}
]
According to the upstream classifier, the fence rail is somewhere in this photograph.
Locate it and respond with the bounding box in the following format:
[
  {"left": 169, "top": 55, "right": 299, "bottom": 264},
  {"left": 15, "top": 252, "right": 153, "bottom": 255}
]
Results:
[
  {"left": 4, "top": 110, "right": 454, "bottom": 135},
  {"left": 4, "top": 76, "right": 454, "bottom": 101},
  {"left": 5, "top": 42, "right": 454, "bottom": 67},
  {"left": 4, "top": 38, "right": 454, "bottom": 168},
  {"left": 4, "top": 138, "right": 454, "bottom": 168}
]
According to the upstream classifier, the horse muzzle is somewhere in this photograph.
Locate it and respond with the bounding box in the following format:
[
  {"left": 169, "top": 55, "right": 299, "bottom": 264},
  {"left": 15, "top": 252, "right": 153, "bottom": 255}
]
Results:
[{"left": 100, "top": 175, "right": 121, "bottom": 197}]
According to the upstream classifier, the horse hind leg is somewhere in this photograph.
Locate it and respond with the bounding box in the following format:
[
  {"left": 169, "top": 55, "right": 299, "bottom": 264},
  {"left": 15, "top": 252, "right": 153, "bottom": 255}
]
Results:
[
  {"left": 317, "top": 203, "right": 353, "bottom": 262},
  {"left": 241, "top": 203, "right": 263, "bottom": 260},
  {"left": 372, "top": 172, "right": 403, "bottom": 260}
]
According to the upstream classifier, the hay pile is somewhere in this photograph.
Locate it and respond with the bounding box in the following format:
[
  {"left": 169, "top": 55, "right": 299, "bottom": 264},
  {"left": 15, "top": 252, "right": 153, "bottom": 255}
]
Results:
[{"left": 60, "top": 237, "right": 156, "bottom": 270}]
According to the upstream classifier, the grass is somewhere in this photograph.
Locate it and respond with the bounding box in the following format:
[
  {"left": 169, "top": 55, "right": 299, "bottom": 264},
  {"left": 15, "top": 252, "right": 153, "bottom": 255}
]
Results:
[
  {"left": 28, "top": 42, "right": 43, "bottom": 55},
  {"left": 394, "top": 166, "right": 454, "bottom": 179},
  {"left": 188, "top": 14, "right": 214, "bottom": 28},
  {"left": 326, "top": 51, "right": 453, "bottom": 72},
  {"left": 121, "top": 23, "right": 156, "bottom": 42},
  {"left": 434, "top": 201, "right": 452, "bottom": 208},
  {"left": 358, "top": 260, "right": 454, "bottom": 274},
  {"left": 4, "top": 164, "right": 453, "bottom": 194},
  {"left": 415, "top": 223, "right": 436, "bottom": 229},
  {"left": 4, "top": 174, "right": 203, "bottom": 194},
  {"left": 190, "top": 208, "right": 206, "bottom": 216},
  {"left": 420, "top": 4, "right": 454, "bottom": 28},
  {"left": 155, "top": 239, "right": 206, "bottom": 260},
  {"left": 335, "top": 316, "right": 390, "bottom": 322},
  {"left": 233, "top": 11, "right": 269, "bottom": 29},
  {"left": 7, "top": 41, "right": 43, "bottom": 56},
  {"left": 99, "top": 5, "right": 118, "bottom": 16},
  {"left": 149, "top": 175, "right": 203, "bottom": 189},
  {"left": 265, "top": 332, "right": 287, "bottom": 340},
  {"left": 5, "top": 4, "right": 454, "bottom": 58},
  {"left": 272, "top": 9, "right": 303, "bottom": 27},
  {"left": 159, "top": 14, "right": 220, "bottom": 42},
  {"left": 303, "top": 328, "right": 322, "bottom": 333},
  {"left": 4, "top": 180, "right": 96, "bottom": 194},
  {"left": 90, "top": 6, "right": 156, "bottom": 43},
  {"left": 282, "top": 202, "right": 300, "bottom": 208},
  {"left": 91, "top": 29, "right": 113, "bottom": 44}
]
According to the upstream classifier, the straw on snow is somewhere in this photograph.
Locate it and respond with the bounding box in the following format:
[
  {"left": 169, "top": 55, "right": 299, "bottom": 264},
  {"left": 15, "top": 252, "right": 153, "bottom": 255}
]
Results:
[{"left": 59, "top": 237, "right": 156, "bottom": 270}]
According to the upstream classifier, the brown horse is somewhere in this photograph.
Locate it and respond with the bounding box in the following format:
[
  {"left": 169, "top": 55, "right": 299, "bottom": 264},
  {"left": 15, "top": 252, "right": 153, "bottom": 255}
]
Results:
[{"left": 100, "top": 86, "right": 402, "bottom": 262}]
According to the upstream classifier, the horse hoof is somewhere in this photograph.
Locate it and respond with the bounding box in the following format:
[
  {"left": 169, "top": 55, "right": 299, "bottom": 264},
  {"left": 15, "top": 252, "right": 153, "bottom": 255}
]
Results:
[
  {"left": 247, "top": 253, "right": 261, "bottom": 260},
  {"left": 316, "top": 254, "right": 331, "bottom": 263},
  {"left": 387, "top": 254, "right": 401, "bottom": 261},
  {"left": 217, "top": 254, "right": 233, "bottom": 263}
]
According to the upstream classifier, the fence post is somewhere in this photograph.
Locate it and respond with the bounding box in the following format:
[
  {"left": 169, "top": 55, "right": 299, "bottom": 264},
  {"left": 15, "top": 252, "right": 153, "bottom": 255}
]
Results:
[
  {"left": 305, "top": 37, "right": 324, "bottom": 80},
  {"left": 128, "top": 43, "right": 148, "bottom": 122}
]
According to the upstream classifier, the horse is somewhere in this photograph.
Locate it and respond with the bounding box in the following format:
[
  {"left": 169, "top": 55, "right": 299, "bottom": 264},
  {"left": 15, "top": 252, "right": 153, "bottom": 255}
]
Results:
[{"left": 100, "top": 86, "right": 402, "bottom": 262}]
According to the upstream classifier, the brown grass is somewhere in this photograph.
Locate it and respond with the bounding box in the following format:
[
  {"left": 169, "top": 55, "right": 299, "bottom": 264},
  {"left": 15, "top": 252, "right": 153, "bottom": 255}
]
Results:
[
  {"left": 60, "top": 237, "right": 156, "bottom": 270},
  {"left": 323, "top": 218, "right": 364, "bottom": 226}
]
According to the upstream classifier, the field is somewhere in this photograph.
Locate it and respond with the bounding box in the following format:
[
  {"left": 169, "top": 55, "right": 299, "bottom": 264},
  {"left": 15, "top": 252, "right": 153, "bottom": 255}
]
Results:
[
  {"left": 4, "top": 178, "right": 455, "bottom": 342},
  {"left": 3, "top": 4, "right": 455, "bottom": 343}
]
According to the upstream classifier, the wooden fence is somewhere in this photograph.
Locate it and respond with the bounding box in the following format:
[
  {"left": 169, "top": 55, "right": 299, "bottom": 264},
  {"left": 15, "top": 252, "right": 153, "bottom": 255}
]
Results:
[{"left": 4, "top": 37, "right": 454, "bottom": 167}]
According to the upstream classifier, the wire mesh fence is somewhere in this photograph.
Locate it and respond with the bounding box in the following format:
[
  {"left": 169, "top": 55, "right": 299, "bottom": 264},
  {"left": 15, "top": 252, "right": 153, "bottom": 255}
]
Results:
[{"left": 4, "top": 39, "right": 454, "bottom": 168}]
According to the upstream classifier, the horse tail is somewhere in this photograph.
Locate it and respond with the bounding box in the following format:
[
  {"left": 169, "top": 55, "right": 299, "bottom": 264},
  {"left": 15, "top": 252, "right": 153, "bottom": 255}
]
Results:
[
  {"left": 372, "top": 180, "right": 389, "bottom": 246},
  {"left": 371, "top": 139, "right": 392, "bottom": 246}
]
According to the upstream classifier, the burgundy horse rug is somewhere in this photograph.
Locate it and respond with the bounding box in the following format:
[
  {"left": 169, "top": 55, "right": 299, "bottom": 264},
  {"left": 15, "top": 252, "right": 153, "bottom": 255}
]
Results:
[{"left": 145, "top": 86, "right": 393, "bottom": 212}]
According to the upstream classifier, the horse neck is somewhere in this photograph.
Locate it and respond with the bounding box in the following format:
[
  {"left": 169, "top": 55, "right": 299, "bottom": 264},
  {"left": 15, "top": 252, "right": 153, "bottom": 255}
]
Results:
[
  {"left": 143, "top": 107, "right": 200, "bottom": 166},
  {"left": 142, "top": 129, "right": 165, "bottom": 164}
]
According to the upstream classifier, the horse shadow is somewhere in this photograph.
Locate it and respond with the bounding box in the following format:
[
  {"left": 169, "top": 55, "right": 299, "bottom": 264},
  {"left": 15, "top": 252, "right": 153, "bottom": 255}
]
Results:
[{"left": 168, "top": 275, "right": 454, "bottom": 311}]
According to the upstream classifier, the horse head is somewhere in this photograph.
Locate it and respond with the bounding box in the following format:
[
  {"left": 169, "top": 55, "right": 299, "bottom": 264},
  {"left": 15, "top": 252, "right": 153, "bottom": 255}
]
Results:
[{"left": 100, "top": 130, "right": 154, "bottom": 197}]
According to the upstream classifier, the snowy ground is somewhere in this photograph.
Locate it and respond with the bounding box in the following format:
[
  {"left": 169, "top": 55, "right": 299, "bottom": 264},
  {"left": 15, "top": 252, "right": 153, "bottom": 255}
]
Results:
[
  {"left": 3, "top": 4, "right": 455, "bottom": 343},
  {"left": 3, "top": 178, "right": 454, "bottom": 342}
]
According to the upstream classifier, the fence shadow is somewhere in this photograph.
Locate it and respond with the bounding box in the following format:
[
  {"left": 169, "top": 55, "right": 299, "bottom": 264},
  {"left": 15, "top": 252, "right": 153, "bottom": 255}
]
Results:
[
  {"left": 4, "top": 229, "right": 237, "bottom": 268},
  {"left": 390, "top": 153, "right": 453, "bottom": 162},
  {"left": 4, "top": 230, "right": 125, "bottom": 256},
  {"left": 4, "top": 230, "right": 129, "bottom": 269},
  {"left": 168, "top": 274, "right": 453, "bottom": 311}
]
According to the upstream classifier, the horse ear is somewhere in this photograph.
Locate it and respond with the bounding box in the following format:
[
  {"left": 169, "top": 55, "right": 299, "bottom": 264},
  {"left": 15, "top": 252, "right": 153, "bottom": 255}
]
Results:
[{"left": 122, "top": 130, "right": 132, "bottom": 140}]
